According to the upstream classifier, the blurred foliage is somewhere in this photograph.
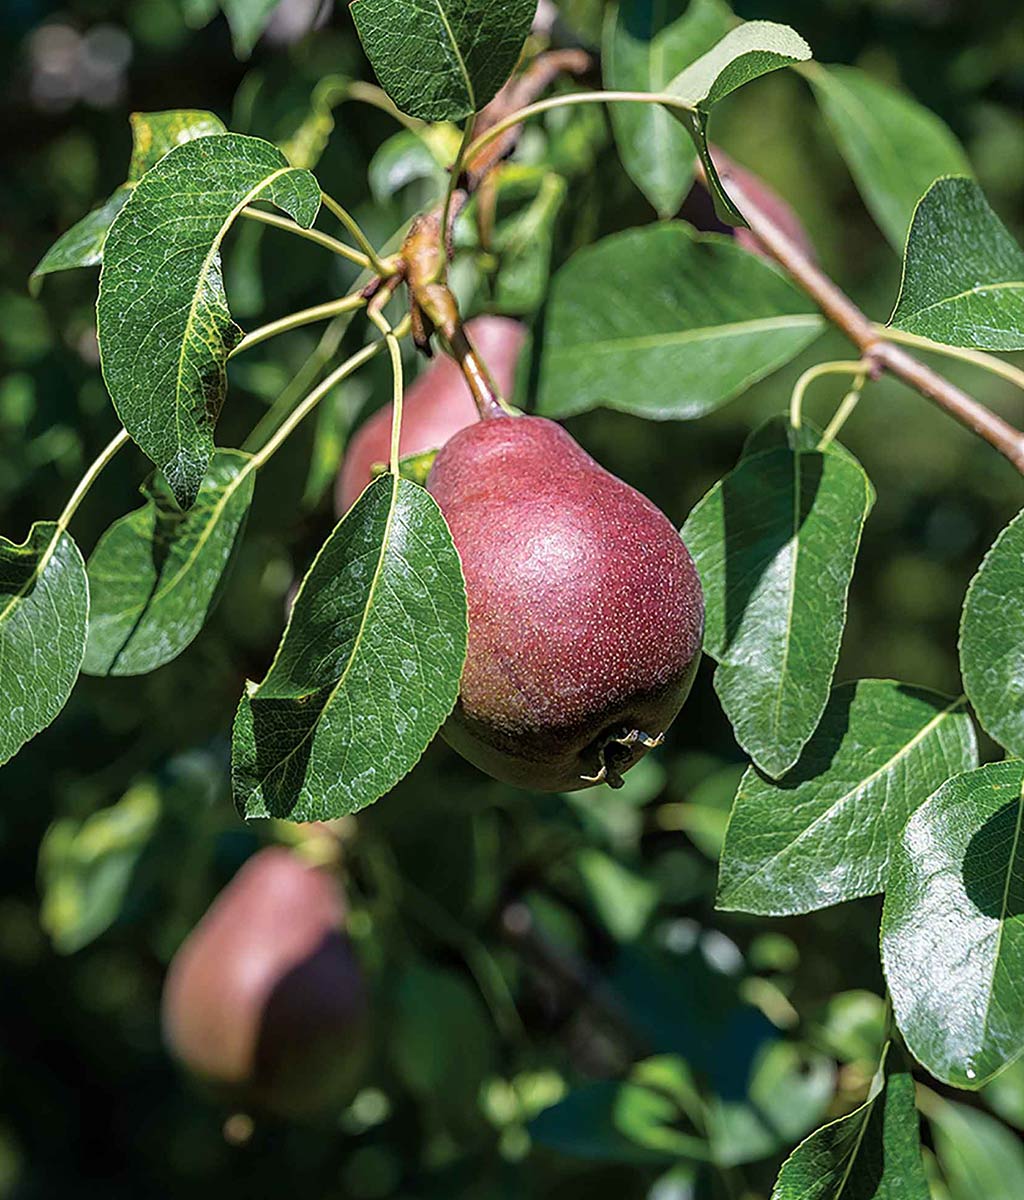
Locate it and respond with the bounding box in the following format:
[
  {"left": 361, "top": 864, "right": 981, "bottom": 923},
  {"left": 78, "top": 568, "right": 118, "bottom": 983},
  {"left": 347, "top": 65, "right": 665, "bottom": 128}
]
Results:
[{"left": 1, "top": 0, "right": 1023, "bottom": 1196}]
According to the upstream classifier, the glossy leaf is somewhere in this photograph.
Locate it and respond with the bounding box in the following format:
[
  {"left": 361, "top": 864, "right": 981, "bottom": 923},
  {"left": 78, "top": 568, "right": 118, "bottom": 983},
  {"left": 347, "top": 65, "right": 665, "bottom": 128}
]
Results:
[
  {"left": 718, "top": 681, "right": 978, "bottom": 915},
  {"left": 663, "top": 21, "right": 812, "bottom": 222},
  {"left": 928, "top": 1096, "right": 1024, "bottom": 1200},
  {"left": 808, "top": 64, "right": 970, "bottom": 250},
  {"left": 97, "top": 134, "right": 320, "bottom": 508},
  {"left": 31, "top": 109, "right": 226, "bottom": 290},
  {"left": 960, "top": 507, "right": 1024, "bottom": 757},
  {"left": 890, "top": 176, "right": 1024, "bottom": 351},
  {"left": 602, "top": 0, "right": 733, "bottom": 217},
  {"left": 882, "top": 760, "right": 1024, "bottom": 1088},
  {"left": 682, "top": 444, "right": 874, "bottom": 778},
  {"left": 536, "top": 223, "right": 823, "bottom": 421},
  {"left": 0, "top": 523, "right": 89, "bottom": 767},
  {"left": 771, "top": 1045, "right": 929, "bottom": 1200},
  {"left": 233, "top": 475, "right": 468, "bottom": 822},
  {"left": 39, "top": 781, "right": 161, "bottom": 954},
  {"left": 83, "top": 450, "right": 255, "bottom": 677},
  {"left": 349, "top": 0, "right": 537, "bottom": 122}
]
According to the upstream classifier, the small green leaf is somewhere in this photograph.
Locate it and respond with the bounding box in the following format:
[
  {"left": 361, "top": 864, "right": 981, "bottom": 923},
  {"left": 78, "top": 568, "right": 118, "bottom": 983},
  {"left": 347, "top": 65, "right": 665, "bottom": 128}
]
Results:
[
  {"left": 602, "top": 0, "right": 733, "bottom": 217},
  {"left": 808, "top": 65, "right": 971, "bottom": 250},
  {"left": 682, "top": 444, "right": 874, "bottom": 778},
  {"left": 717, "top": 681, "right": 978, "bottom": 916},
  {"left": 83, "top": 450, "right": 255, "bottom": 677},
  {"left": 31, "top": 109, "right": 225, "bottom": 290},
  {"left": 97, "top": 134, "right": 320, "bottom": 508},
  {"left": 39, "top": 780, "right": 161, "bottom": 954},
  {"left": 882, "top": 760, "right": 1024, "bottom": 1089},
  {"left": 663, "top": 21, "right": 812, "bottom": 222},
  {"left": 350, "top": 0, "right": 538, "bottom": 122},
  {"left": 928, "top": 1096, "right": 1024, "bottom": 1200},
  {"left": 0, "top": 523, "right": 89, "bottom": 767},
  {"left": 232, "top": 475, "right": 467, "bottom": 821},
  {"left": 890, "top": 177, "right": 1024, "bottom": 351},
  {"left": 221, "top": 0, "right": 282, "bottom": 58},
  {"left": 770, "top": 1044, "right": 930, "bottom": 1200},
  {"left": 960, "top": 507, "right": 1024, "bottom": 757},
  {"left": 491, "top": 172, "right": 568, "bottom": 315},
  {"left": 536, "top": 224, "right": 823, "bottom": 421}
]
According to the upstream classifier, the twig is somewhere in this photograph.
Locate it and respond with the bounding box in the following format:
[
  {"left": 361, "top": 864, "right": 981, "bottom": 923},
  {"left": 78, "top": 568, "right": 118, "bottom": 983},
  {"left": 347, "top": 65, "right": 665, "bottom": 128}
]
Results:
[{"left": 706, "top": 162, "right": 1024, "bottom": 474}]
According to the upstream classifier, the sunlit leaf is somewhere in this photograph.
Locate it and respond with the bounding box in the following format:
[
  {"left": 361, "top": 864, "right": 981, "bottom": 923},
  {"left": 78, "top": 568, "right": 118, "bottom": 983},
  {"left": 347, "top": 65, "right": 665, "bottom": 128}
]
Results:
[
  {"left": 232, "top": 475, "right": 467, "bottom": 821},
  {"left": 882, "top": 760, "right": 1024, "bottom": 1089},
  {"left": 97, "top": 133, "right": 320, "bottom": 507},
  {"left": 890, "top": 176, "right": 1024, "bottom": 351}
]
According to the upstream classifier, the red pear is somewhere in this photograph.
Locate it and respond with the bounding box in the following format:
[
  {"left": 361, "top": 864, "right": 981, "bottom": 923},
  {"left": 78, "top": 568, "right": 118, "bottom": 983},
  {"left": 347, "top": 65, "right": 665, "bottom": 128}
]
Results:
[
  {"left": 162, "top": 846, "right": 368, "bottom": 1116},
  {"left": 427, "top": 415, "right": 704, "bottom": 792},
  {"left": 336, "top": 315, "right": 527, "bottom": 515}
]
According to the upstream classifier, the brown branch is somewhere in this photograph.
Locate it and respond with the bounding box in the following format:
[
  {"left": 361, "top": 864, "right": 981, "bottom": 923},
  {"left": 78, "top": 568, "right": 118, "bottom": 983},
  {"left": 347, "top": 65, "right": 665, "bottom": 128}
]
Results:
[{"left": 707, "top": 160, "right": 1024, "bottom": 474}]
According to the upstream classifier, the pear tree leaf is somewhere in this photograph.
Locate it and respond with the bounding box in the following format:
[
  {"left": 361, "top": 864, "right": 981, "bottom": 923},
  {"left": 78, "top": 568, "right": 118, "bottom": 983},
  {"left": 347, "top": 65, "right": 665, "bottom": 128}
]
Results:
[
  {"left": 682, "top": 443, "right": 874, "bottom": 778},
  {"left": 221, "top": 0, "right": 282, "bottom": 58},
  {"left": 232, "top": 475, "right": 468, "bottom": 822},
  {"left": 928, "top": 1095, "right": 1024, "bottom": 1200},
  {"left": 717, "top": 680, "right": 978, "bottom": 916},
  {"left": 882, "top": 759, "right": 1024, "bottom": 1089},
  {"left": 807, "top": 65, "right": 971, "bottom": 251},
  {"left": 890, "top": 177, "right": 1024, "bottom": 351},
  {"left": 960, "top": 507, "right": 1024, "bottom": 757},
  {"left": 0, "top": 523, "right": 89, "bottom": 767},
  {"left": 662, "top": 21, "right": 812, "bottom": 223},
  {"left": 31, "top": 109, "right": 226, "bottom": 290},
  {"left": 602, "top": 0, "right": 733, "bottom": 217},
  {"left": 770, "top": 1044, "right": 930, "bottom": 1200},
  {"left": 83, "top": 450, "right": 256, "bottom": 677},
  {"left": 39, "top": 780, "right": 162, "bottom": 954},
  {"left": 349, "top": 0, "right": 538, "bottom": 122},
  {"left": 97, "top": 134, "right": 320, "bottom": 508},
  {"left": 536, "top": 223, "right": 823, "bottom": 421}
]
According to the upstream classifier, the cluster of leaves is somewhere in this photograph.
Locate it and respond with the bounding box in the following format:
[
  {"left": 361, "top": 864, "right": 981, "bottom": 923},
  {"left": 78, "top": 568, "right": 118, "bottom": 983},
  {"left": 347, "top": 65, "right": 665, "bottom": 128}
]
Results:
[{"left": 5, "top": 0, "right": 1024, "bottom": 1195}]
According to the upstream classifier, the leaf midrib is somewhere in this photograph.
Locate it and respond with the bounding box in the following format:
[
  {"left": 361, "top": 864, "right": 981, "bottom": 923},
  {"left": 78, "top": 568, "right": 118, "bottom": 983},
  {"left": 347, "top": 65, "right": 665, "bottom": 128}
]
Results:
[
  {"left": 431, "top": 0, "right": 475, "bottom": 111},
  {"left": 553, "top": 314, "right": 822, "bottom": 358}
]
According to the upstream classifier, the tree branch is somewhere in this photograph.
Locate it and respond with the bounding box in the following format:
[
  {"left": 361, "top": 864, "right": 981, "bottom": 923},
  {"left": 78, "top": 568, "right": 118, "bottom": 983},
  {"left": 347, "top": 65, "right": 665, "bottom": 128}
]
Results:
[{"left": 706, "top": 161, "right": 1024, "bottom": 474}]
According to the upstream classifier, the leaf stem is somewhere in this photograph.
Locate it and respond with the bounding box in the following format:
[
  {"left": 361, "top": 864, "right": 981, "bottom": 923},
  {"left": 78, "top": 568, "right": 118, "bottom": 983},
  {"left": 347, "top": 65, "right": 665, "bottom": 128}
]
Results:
[
  {"left": 875, "top": 325, "right": 1024, "bottom": 393},
  {"left": 819, "top": 369, "right": 869, "bottom": 448},
  {"left": 239, "top": 206, "right": 372, "bottom": 269},
  {"left": 345, "top": 80, "right": 426, "bottom": 133},
  {"left": 56, "top": 427, "right": 131, "bottom": 534},
  {"left": 789, "top": 361, "right": 865, "bottom": 429},
  {"left": 230, "top": 293, "right": 367, "bottom": 358},
  {"left": 366, "top": 305, "right": 406, "bottom": 475},
  {"left": 320, "top": 191, "right": 393, "bottom": 275}
]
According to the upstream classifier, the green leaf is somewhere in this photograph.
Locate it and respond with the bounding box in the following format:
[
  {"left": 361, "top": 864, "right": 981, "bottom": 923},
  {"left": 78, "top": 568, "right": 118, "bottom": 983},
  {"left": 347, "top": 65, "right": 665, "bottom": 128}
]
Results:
[
  {"left": 349, "top": 0, "right": 538, "bottom": 122},
  {"left": 663, "top": 21, "right": 812, "bottom": 222},
  {"left": 808, "top": 64, "right": 971, "bottom": 251},
  {"left": 770, "top": 1045, "right": 930, "bottom": 1200},
  {"left": 889, "top": 177, "right": 1024, "bottom": 351},
  {"left": 682, "top": 444, "right": 874, "bottom": 778},
  {"left": 602, "top": 0, "right": 733, "bottom": 217},
  {"left": 491, "top": 172, "right": 568, "bottom": 315},
  {"left": 221, "top": 0, "right": 282, "bottom": 58},
  {"left": 536, "top": 224, "right": 823, "bottom": 421},
  {"left": 882, "top": 760, "right": 1024, "bottom": 1089},
  {"left": 0, "top": 523, "right": 89, "bottom": 767},
  {"left": 30, "top": 109, "right": 225, "bottom": 290},
  {"left": 960, "top": 507, "right": 1024, "bottom": 757},
  {"left": 928, "top": 1096, "right": 1024, "bottom": 1200},
  {"left": 97, "top": 134, "right": 320, "bottom": 508},
  {"left": 232, "top": 475, "right": 467, "bottom": 821},
  {"left": 39, "top": 780, "right": 161, "bottom": 954},
  {"left": 982, "top": 1056, "right": 1024, "bottom": 1130},
  {"left": 83, "top": 450, "right": 255, "bottom": 677},
  {"left": 717, "top": 681, "right": 978, "bottom": 915}
]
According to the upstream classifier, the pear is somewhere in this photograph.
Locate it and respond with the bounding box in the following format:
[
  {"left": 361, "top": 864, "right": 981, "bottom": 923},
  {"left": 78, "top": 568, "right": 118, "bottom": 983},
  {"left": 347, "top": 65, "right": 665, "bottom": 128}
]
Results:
[
  {"left": 335, "top": 316, "right": 526, "bottom": 515},
  {"left": 427, "top": 415, "right": 704, "bottom": 791},
  {"left": 162, "top": 846, "right": 368, "bottom": 1116}
]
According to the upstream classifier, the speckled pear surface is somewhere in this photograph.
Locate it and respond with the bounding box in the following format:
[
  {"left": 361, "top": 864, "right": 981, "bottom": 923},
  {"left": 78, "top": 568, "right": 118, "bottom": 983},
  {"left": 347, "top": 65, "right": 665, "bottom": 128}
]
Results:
[
  {"left": 162, "top": 847, "right": 367, "bottom": 1115},
  {"left": 336, "top": 316, "right": 526, "bottom": 514},
  {"left": 427, "top": 415, "right": 704, "bottom": 791}
]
